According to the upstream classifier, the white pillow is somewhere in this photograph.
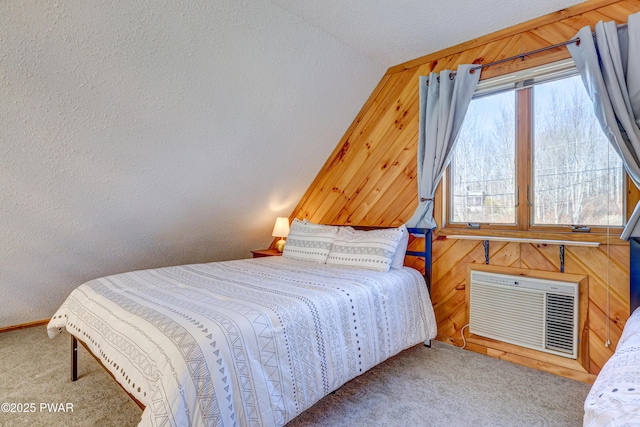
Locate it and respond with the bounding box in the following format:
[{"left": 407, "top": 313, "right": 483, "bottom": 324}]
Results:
[
  {"left": 326, "top": 226, "right": 403, "bottom": 272},
  {"left": 391, "top": 225, "right": 409, "bottom": 269},
  {"left": 282, "top": 219, "right": 338, "bottom": 263}
]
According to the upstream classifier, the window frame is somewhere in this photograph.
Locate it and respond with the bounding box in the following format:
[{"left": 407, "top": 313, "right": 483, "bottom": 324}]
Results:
[{"left": 441, "top": 63, "right": 628, "bottom": 238}]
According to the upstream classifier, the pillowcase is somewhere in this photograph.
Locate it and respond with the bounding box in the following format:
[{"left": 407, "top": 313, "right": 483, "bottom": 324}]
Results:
[
  {"left": 390, "top": 225, "right": 409, "bottom": 269},
  {"left": 282, "top": 219, "right": 339, "bottom": 263},
  {"left": 326, "top": 226, "right": 404, "bottom": 272}
]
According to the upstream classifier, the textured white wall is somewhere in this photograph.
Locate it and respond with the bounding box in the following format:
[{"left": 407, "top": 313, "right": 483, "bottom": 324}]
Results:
[{"left": 0, "top": 0, "right": 385, "bottom": 327}]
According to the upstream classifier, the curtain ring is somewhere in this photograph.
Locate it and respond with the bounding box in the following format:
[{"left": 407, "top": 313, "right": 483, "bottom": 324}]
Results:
[
  {"left": 449, "top": 72, "right": 454, "bottom": 80},
  {"left": 576, "top": 37, "right": 581, "bottom": 47},
  {"left": 425, "top": 79, "right": 429, "bottom": 86},
  {"left": 437, "top": 76, "right": 440, "bottom": 83},
  {"left": 469, "top": 68, "right": 476, "bottom": 74}
]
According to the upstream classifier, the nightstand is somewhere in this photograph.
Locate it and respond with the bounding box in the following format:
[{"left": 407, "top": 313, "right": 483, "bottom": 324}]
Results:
[{"left": 251, "top": 249, "right": 282, "bottom": 258}]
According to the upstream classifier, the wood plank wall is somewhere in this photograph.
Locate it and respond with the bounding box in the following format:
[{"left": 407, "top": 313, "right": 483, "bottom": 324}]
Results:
[{"left": 286, "top": 0, "right": 640, "bottom": 382}]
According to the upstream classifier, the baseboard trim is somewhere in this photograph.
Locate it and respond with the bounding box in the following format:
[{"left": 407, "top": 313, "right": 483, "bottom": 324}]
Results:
[{"left": 0, "top": 319, "right": 50, "bottom": 333}]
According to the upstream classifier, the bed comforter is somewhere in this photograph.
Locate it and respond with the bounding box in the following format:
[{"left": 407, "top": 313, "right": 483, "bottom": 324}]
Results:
[
  {"left": 584, "top": 307, "right": 640, "bottom": 426},
  {"left": 47, "top": 256, "right": 436, "bottom": 427}
]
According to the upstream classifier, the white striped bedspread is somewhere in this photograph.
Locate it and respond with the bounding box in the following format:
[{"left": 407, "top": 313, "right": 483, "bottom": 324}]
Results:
[
  {"left": 47, "top": 256, "right": 437, "bottom": 427},
  {"left": 584, "top": 307, "right": 640, "bottom": 426}
]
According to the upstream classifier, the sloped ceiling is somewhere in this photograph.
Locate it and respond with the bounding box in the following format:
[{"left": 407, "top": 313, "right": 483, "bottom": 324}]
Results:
[
  {"left": 270, "top": 0, "right": 585, "bottom": 65},
  {"left": 1, "top": 0, "right": 584, "bottom": 327}
]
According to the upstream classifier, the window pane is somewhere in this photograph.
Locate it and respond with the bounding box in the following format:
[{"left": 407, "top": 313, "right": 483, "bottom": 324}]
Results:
[
  {"left": 532, "top": 76, "right": 624, "bottom": 226},
  {"left": 450, "top": 92, "right": 516, "bottom": 224}
]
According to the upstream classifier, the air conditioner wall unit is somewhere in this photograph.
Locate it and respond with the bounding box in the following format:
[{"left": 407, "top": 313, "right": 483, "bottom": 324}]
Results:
[{"left": 469, "top": 270, "right": 579, "bottom": 359}]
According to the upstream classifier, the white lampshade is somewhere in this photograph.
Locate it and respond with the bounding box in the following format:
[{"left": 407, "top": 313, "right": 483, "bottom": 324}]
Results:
[{"left": 272, "top": 217, "right": 290, "bottom": 238}]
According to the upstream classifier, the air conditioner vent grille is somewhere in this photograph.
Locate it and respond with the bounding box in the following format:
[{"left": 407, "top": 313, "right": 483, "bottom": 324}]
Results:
[
  {"left": 470, "top": 283, "right": 545, "bottom": 349},
  {"left": 546, "top": 294, "right": 575, "bottom": 354}
]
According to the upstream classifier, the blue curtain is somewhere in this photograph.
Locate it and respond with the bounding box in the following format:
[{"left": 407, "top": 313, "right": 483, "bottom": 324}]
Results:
[
  {"left": 406, "top": 64, "right": 480, "bottom": 229},
  {"left": 567, "top": 12, "right": 640, "bottom": 240}
]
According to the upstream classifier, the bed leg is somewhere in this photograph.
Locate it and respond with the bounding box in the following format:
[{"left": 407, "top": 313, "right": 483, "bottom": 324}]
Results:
[
  {"left": 71, "top": 336, "right": 78, "bottom": 382},
  {"left": 424, "top": 340, "right": 431, "bottom": 348}
]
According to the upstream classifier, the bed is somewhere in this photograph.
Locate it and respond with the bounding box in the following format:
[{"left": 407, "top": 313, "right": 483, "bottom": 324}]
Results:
[
  {"left": 583, "top": 307, "right": 640, "bottom": 426},
  {"left": 47, "top": 222, "right": 437, "bottom": 427},
  {"left": 583, "top": 237, "right": 640, "bottom": 426}
]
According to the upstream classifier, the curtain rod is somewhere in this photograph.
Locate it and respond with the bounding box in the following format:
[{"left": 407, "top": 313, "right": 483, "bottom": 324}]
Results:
[{"left": 467, "top": 22, "right": 629, "bottom": 74}]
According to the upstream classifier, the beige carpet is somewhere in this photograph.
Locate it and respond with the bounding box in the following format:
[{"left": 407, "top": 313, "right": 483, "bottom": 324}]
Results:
[{"left": 0, "top": 326, "right": 591, "bottom": 426}]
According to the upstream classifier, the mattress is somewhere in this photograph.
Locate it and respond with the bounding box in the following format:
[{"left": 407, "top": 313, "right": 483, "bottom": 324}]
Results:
[
  {"left": 47, "top": 256, "right": 437, "bottom": 427},
  {"left": 584, "top": 307, "right": 640, "bottom": 426}
]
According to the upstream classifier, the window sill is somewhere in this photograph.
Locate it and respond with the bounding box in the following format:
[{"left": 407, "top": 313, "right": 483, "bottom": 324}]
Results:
[
  {"left": 436, "top": 228, "right": 626, "bottom": 245},
  {"left": 443, "top": 234, "right": 599, "bottom": 247}
]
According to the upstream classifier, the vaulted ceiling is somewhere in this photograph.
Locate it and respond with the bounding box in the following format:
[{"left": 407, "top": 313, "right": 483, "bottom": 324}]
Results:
[
  {"left": 1, "top": 0, "right": 586, "bottom": 327},
  {"left": 270, "top": 0, "right": 585, "bottom": 65}
]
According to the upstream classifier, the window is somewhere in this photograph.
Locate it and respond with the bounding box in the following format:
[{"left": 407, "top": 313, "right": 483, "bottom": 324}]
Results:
[
  {"left": 451, "top": 91, "right": 516, "bottom": 225},
  {"left": 532, "top": 77, "right": 624, "bottom": 227},
  {"left": 447, "top": 61, "right": 624, "bottom": 232}
]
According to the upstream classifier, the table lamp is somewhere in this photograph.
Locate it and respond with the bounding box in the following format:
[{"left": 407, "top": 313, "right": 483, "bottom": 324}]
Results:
[{"left": 272, "top": 217, "right": 290, "bottom": 252}]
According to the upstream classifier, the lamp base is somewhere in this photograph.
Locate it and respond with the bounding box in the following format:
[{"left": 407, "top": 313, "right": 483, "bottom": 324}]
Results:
[{"left": 275, "top": 239, "right": 286, "bottom": 252}]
